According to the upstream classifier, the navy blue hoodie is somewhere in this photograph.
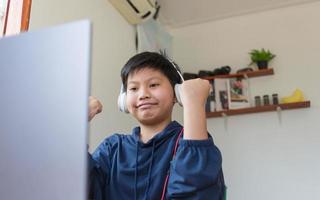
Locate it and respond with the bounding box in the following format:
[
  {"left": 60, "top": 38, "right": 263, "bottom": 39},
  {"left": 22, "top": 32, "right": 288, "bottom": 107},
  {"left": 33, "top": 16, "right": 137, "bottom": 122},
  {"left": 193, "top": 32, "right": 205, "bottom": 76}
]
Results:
[{"left": 88, "top": 121, "right": 225, "bottom": 200}]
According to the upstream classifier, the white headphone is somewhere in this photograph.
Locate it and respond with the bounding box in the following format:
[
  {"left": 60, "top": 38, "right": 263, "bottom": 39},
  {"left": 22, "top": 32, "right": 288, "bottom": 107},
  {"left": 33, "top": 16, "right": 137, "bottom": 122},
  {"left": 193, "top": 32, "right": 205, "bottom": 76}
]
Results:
[{"left": 117, "top": 60, "right": 184, "bottom": 113}]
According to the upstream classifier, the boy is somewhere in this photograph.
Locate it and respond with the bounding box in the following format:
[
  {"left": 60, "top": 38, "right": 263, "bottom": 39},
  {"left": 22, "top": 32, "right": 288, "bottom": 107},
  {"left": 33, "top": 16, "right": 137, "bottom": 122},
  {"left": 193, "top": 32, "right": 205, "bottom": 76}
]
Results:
[{"left": 88, "top": 52, "right": 225, "bottom": 200}]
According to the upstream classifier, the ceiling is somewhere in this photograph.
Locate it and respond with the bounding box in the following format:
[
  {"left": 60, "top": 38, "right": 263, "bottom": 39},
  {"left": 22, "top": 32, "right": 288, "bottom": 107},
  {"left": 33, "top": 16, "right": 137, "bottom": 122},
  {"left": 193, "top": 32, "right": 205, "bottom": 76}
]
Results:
[{"left": 158, "top": 0, "right": 320, "bottom": 28}]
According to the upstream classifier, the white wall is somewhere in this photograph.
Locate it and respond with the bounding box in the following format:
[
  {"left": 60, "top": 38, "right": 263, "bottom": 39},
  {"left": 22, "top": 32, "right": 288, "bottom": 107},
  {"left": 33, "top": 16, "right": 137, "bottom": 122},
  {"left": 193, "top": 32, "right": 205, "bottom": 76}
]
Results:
[
  {"left": 171, "top": 2, "right": 320, "bottom": 200},
  {"left": 29, "top": 0, "right": 138, "bottom": 151}
]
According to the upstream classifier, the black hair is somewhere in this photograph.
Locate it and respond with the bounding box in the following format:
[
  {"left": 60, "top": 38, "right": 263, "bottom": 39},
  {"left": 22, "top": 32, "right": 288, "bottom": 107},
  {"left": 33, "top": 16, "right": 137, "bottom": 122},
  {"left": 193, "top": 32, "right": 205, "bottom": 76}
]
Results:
[{"left": 121, "top": 51, "right": 182, "bottom": 91}]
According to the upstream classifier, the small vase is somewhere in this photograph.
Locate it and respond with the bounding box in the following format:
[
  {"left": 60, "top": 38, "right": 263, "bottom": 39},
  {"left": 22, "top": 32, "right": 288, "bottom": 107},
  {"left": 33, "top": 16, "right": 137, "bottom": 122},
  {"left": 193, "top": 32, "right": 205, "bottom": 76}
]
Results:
[{"left": 257, "top": 61, "right": 268, "bottom": 69}]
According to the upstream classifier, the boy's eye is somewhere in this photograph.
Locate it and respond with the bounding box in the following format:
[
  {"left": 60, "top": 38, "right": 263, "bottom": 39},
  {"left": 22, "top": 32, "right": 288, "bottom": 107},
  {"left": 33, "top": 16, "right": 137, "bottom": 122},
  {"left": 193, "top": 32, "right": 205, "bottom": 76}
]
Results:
[
  {"left": 150, "top": 83, "right": 160, "bottom": 88},
  {"left": 128, "top": 87, "right": 137, "bottom": 91}
]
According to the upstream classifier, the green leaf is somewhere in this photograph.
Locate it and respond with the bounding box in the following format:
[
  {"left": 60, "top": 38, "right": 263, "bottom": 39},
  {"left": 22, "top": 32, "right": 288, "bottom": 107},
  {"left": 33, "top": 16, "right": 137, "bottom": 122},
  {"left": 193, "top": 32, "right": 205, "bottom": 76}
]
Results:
[{"left": 249, "top": 48, "right": 276, "bottom": 63}]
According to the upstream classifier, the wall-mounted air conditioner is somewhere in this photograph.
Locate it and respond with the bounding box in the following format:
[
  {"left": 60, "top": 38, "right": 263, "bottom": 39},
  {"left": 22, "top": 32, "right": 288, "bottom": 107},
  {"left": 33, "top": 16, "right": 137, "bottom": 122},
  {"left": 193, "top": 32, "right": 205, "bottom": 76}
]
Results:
[{"left": 108, "top": 0, "right": 157, "bottom": 25}]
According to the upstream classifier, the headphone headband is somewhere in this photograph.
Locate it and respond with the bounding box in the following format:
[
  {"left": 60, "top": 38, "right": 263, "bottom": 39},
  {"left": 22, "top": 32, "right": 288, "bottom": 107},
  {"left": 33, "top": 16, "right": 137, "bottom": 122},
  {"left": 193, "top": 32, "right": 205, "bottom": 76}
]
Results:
[{"left": 168, "top": 60, "right": 184, "bottom": 83}]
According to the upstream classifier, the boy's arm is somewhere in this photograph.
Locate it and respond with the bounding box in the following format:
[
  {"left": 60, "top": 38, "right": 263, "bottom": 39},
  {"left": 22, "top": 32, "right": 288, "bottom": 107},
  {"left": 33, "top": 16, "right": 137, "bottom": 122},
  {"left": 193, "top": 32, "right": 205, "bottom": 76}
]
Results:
[
  {"left": 88, "top": 138, "right": 113, "bottom": 200},
  {"left": 180, "top": 78, "right": 211, "bottom": 140},
  {"left": 168, "top": 79, "right": 225, "bottom": 199},
  {"left": 167, "top": 136, "right": 225, "bottom": 200}
]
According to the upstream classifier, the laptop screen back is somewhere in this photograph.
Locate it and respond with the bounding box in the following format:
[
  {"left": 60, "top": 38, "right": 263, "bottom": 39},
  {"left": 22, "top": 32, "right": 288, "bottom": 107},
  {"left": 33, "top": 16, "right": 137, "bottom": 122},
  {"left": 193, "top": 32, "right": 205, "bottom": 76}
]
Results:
[{"left": 0, "top": 20, "right": 91, "bottom": 200}]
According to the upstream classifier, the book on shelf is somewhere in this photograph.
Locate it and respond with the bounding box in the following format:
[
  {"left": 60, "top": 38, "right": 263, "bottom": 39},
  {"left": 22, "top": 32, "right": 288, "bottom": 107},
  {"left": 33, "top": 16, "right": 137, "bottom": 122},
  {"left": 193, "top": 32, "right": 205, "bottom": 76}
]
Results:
[
  {"left": 214, "top": 78, "right": 229, "bottom": 111},
  {"left": 205, "top": 80, "right": 215, "bottom": 112},
  {"left": 211, "top": 78, "right": 251, "bottom": 112},
  {"left": 227, "top": 78, "right": 251, "bottom": 109}
]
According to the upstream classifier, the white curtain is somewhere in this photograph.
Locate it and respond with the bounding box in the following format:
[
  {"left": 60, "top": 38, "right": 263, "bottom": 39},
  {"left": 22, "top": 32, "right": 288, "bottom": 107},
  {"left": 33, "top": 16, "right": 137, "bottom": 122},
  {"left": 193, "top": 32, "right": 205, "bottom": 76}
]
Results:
[{"left": 137, "top": 19, "right": 173, "bottom": 57}]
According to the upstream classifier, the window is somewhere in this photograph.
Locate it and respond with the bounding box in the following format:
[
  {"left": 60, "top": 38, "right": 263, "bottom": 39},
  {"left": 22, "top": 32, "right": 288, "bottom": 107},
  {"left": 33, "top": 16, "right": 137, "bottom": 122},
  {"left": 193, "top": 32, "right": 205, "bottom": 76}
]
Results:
[
  {"left": 0, "top": 0, "right": 7, "bottom": 34},
  {"left": 0, "top": 0, "right": 31, "bottom": 37}
]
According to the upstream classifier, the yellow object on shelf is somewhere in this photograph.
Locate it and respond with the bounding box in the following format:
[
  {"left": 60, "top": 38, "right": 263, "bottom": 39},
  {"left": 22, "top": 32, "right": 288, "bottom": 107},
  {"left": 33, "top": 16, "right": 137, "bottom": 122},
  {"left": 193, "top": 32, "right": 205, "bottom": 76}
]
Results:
[{"left": 281, "top": 89, "right": 305, "bottom": 103}]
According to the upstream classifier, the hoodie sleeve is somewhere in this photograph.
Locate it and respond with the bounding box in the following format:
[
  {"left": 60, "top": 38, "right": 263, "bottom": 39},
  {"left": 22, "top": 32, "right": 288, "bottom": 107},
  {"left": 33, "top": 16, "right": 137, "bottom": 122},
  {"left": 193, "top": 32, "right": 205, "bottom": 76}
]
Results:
[
  {"left": 167, "top": 136, "right": 225, "bottom": 200},
  {"left": 88, "top": 138, "right": 113, "bottom": 200}
]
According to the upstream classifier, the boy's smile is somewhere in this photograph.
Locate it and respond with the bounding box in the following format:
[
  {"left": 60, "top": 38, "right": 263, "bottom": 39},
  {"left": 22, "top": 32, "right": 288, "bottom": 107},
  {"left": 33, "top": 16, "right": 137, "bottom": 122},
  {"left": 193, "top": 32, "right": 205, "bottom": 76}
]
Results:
[
  {"left": 126, "top": 67, "right": 175, "bottom": 125},
  {"left": 136, "top": 102, "right": 157, "bottom": 109}
]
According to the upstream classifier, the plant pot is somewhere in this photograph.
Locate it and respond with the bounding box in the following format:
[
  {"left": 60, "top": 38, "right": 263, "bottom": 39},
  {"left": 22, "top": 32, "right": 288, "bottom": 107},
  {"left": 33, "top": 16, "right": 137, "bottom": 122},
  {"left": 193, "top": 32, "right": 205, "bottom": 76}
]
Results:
[{"left": 257, "top": 61, "right": 268, "bottom": 69}]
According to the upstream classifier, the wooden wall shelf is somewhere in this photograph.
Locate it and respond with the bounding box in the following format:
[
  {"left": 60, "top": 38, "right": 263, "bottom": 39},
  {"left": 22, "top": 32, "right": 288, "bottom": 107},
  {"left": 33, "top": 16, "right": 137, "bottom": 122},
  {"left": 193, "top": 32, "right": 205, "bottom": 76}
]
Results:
[
  {"left": 204, "top": 68, "right": 274, "bottom": 80},
  {"left": 206, "top": 101, "right": 311, "bottom": 118}
]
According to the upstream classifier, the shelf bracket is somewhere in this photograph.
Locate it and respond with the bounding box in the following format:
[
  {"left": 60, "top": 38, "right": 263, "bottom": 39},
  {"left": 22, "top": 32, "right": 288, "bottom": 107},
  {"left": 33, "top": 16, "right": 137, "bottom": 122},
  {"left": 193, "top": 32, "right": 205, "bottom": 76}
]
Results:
[
  {"left": 276, "top": 106, "right": 282, "bottom": 126},
  {"left": 222, "top": 112, "right": 228, "bottom": 132}
]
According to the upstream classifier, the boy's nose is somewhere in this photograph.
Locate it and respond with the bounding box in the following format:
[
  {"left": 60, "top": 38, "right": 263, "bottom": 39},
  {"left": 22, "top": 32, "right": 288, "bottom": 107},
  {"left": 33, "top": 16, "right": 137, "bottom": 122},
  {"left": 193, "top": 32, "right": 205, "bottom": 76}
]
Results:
[{"left": 138, "top": 87, "right": 151, "bottom": 100}]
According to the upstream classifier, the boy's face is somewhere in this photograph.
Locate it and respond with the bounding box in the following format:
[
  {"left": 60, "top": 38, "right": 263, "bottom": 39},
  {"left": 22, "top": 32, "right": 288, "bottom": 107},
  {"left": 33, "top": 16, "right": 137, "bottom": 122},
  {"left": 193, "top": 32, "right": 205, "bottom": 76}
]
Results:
[{"left": 126, "top": 67, "right": 175, "bottom": 125}]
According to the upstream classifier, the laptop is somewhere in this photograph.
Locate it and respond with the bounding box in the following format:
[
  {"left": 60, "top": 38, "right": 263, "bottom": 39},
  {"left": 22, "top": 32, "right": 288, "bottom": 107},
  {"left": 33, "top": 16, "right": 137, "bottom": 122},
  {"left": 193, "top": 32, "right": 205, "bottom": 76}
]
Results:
[{"left": 0, "top": 20, "right": 91, "bottom": 200}]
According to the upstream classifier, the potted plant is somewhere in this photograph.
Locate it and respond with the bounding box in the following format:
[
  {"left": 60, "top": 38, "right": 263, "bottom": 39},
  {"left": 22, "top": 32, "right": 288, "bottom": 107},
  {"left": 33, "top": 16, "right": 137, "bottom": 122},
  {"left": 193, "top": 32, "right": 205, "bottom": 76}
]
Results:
[{"left": 249, "top": 48, "right": 276, "bottom": 69}]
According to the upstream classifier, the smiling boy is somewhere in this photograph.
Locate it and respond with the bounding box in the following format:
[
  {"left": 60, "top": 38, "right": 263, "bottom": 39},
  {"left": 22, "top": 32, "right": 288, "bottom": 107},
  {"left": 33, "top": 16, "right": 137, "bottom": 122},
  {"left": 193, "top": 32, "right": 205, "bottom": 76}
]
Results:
[{"left": 88, "top": 52, "right": 225, "bottom": 200}]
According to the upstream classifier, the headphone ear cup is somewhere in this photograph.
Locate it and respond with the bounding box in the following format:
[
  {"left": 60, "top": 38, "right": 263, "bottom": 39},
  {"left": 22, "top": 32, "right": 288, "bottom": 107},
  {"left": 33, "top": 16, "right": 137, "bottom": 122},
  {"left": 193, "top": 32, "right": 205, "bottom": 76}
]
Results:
[
  {"left": 117, "top": 90, "right": 129, "bottom": 113},
  {"left": 174, "top": 84, "right": 183, "bottom": 106}
]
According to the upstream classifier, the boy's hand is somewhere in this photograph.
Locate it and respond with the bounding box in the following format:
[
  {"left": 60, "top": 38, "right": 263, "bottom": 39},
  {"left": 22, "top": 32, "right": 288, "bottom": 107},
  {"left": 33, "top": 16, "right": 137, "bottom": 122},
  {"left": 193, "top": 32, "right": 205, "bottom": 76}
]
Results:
[
  {"left": 88, "top": 96, "right": 103, "bottom": 121},
  {"left": 179, "top": 78, "right": 211, "bottom": 108}
]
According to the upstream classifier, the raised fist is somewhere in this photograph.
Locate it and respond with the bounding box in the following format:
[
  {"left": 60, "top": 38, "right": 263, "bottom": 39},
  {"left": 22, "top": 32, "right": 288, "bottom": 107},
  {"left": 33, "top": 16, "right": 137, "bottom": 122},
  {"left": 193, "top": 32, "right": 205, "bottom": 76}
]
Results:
[{"left": 88, "top": 96, "right": 103, "bottom": 121}]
